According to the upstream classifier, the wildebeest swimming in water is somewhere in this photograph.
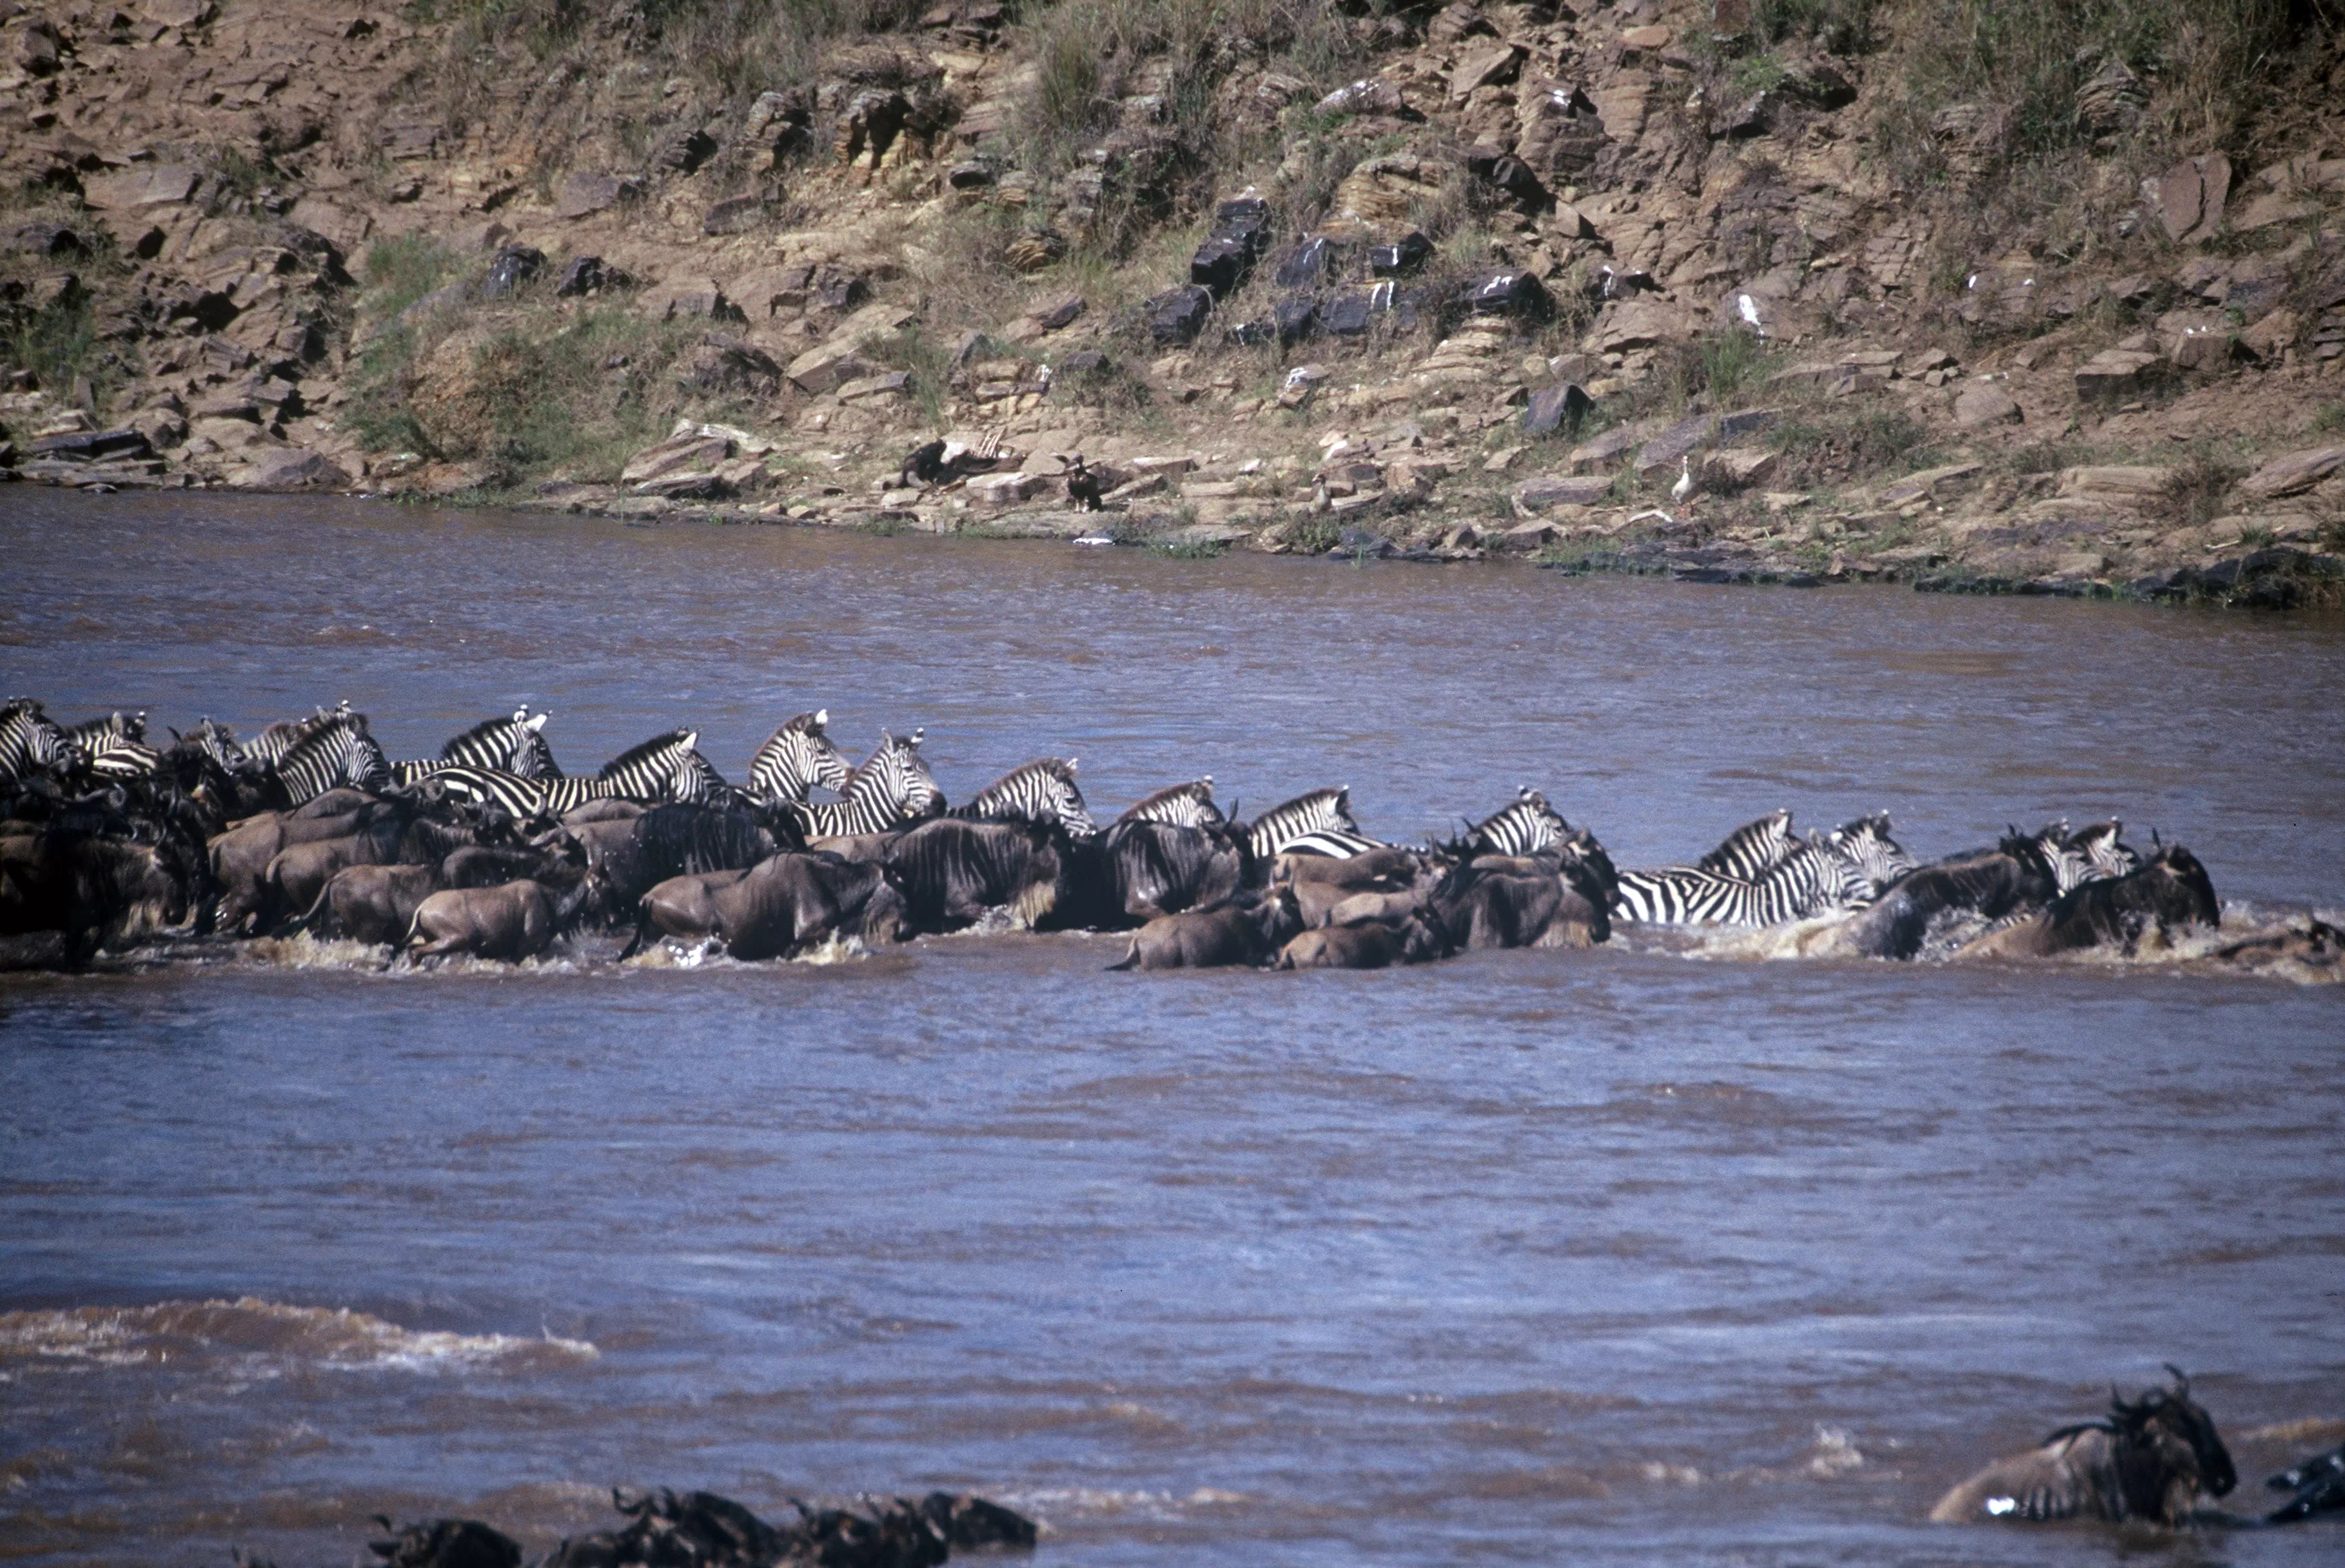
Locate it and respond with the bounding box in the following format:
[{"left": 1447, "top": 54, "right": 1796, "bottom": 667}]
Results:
[
  {"left": 1108, "top": 885, "right": 1304, "bottom": 970},
  {"left": 404, "top": 862, "right": 602, "bottom": 963},
  {"left": 1956, "top": 843, "right": 2219, "bottom": 960},
  {"left": 2266, "top": 1438, "right": 2345, "bottom": 1522},
  {"left": 1275, "top": 914, "right": 1444, "bottom": 968},
  {"left": 1811, "top": 830, "right": 2065, "bottom": 961},
  {"left": 625, "top": 850, "right": 907, "bottom": 961},
  {"left": 1929, "top": 1367, "right": 2237, "bottom": 1525}
]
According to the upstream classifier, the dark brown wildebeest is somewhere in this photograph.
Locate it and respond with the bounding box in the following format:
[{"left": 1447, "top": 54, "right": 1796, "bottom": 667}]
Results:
[
  {"left": 1107, "top": 886, "right": 1303, "bottom": 970},
  {"left": 2266, "top": 1437, "right": 2345, "bottom": 1522},
  {"left": 1956, "top": 844, "right": 2219, "bottom": 959},
  {"left": 1426, "top": 832, "right": 1617, "bottom": 952},
  {"left": 1066, "top": 455, "right": 1103, "bottom": 511},
  {"left": 1077, "top": 818, "right": 1247, "bottom": 927},
  {"left": 1929, "top": 1367, "right": 2235, "bottom": 1525},
  {"left": 1817, "top": 830, "right": 2062, "bottom": 961},
  {"left": 885, "top": 816, "right": 1072, "bottom": 934},
  {"left": 1275, "top": 915, "right": 1444, "bottom": 969},
  {"left": 404, "top": 868, "right": 601, "bottom": 963},
  {"left": 300, "top": 842, "right": 575, "bottom": 946},
  {"left": 627, "top": 851, "right": 907, "bottom": 961},
  {"left": 1276, "top": 844, "right": 1423, "bottom": 888},
  {"left": 1, "top": 827, "right": 197, "bottom": 966}
]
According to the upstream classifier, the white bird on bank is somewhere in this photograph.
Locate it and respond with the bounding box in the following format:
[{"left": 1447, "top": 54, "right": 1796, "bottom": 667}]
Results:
[{"left": 1670, "top": 455, "right": 1697, "bottom": 506}]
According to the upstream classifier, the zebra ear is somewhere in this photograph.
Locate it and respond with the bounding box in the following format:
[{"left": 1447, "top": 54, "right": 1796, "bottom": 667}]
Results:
[
  {"left": 814, "top": 708, "right": 828, "bottom": 729},
  {"left": 525, "top": 713, "right": 549, "bottom": 732},
  {"left": 1066, "top": 757, "right": 1077, "bottom": 773}
]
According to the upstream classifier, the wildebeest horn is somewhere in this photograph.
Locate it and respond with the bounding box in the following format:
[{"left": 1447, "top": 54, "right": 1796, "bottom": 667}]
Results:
[{"left": 2164, "top": 1362, "right": 2190, "bottom": 1394}]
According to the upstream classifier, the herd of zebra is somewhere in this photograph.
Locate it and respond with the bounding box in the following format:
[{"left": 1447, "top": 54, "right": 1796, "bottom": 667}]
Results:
[{"left": 0, "top": 694, "right": 2232, "bottom": 970}]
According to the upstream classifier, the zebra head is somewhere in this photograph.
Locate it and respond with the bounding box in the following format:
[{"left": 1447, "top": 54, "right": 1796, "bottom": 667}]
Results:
[
  {"left": 1466, "top": 787, "right": 1572, "bottom": 857},
  {"left": 967, "top": 758, "right": 1097, "bottom": 839},
  {"left": 2021, "top": 819, "right": 2099, "bottom": 894},
  {"left": 1246, "top": 786, "right": 1357, "bottom": 861},
  {"left": 749, "top": 709, "right": 852, "bottom": 806},
  {"left": 667, "top": 742, "right": 732, "bottom": 806},
  {"left": 0, "top": 698, "right": 79, "bottom": 781},
  {"left": 2065, "top": 819, "right": 2141, "bottom": 881},
  {"left": 1824, "top": 812, "right": 1918, "bottom": 896}
]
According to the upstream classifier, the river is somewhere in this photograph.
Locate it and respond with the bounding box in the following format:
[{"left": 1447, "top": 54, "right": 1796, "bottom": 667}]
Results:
[{"left": 3, "top": 489, "right": 2340, "bottom": 1566}]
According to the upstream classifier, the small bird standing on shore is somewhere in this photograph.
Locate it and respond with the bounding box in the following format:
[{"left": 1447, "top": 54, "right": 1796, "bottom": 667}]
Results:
[{"left": 1671, "top": 455, "right": 1696, "bottom": 507}]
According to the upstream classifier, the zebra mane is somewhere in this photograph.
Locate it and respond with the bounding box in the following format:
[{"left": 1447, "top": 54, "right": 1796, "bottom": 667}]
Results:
[
  {"left": 781, "top": 708, "right": 830, "bottom": 736},
  {"left": 597, "top": 729, "right": 698, "bottom": 780},
  {"left": 1117, "top": 778, "right": 1221, "bottom": 827},
  {"left": 840, "top": 727, "right": 926, "bottom": 796},
  {"left": 436, "top": 710, "right": 532, "bottom": 761},
  {"left": 969, "top": 757, "right": 1079, "bottom": 807},
  {"left": 1246, "top": 787, "right": 1355, "bottom": 857},
  {"left": 1697, "top": 808, "right": 1794, "bottom": 874}
]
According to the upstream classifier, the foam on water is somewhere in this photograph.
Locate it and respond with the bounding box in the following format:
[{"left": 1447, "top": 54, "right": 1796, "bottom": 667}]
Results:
[{"left": 0, "top": 1299, "right": 598, "bottom": 1378}]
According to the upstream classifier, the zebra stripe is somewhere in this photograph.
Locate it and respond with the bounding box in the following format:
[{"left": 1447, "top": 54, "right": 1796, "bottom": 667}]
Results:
[
  {"left": 393, "top": 708, "right": 559, "bottom": 787},
  {"left": 1696, "top": 808, "right": 1797, "bottom": 880},
  {"left": 748, "top": 709, "right": 850, "bottom": 807},
  {"left": 1116, "top": 778, "right": 1222, "bottom": 828},
  {"left": 2065, "top": 819, "right": 2140, "bottom": 881},
  {"left": 959, "top": 758, "right": 1097, "bottom": 838},
  {"left": 792, "top": 729, "right": 940, "bottom": 838},
  {"left": 1614, "top": 838, "right": 1867, "bottom": 927},
  {"left": 422, "top": 733, "right": 717, "bottom": 818},
  {"left": 243, "top": 702, "right": 352, "bottom": 770},
  {"left": 1248, "top": 787, "right": 1373, "bottom": 861},
  {"left": 172, "top": 718, "right": 244, "bottom": 769},
  {"left": 84, "top": 739, "right": 166, "bottom": 780},
  {"left": 0, "top": 700, "right": 78, "bottom": 779},
  {"left": 1824, "top": 812, "right": 1918, "bottom": 896},
  {"left": 1464, "top": 789, "right": 1571, "bottom": 858},
  {"left": 64, "top": 709, "right": 146, "bottom": 750},
  {"left": 270, "top": 716, "right": 391, "bottom": 807}
]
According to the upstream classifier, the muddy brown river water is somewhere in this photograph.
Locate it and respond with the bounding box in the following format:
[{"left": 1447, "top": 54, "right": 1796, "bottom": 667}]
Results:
[{"left": 2, "top": 489, "right": 2341, "bottom": 1565}]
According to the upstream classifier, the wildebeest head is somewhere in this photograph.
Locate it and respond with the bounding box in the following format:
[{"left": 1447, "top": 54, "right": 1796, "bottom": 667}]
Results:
[
  {"left": 2144, "top": 845, "right": 2220, "bottom": 930},
  {"left": 2054, "top": 1366, "right": 2235, "bottom": 1522}
]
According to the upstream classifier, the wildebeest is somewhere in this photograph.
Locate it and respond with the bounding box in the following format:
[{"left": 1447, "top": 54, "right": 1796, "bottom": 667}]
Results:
[
  {"left": 1928, "top": 1367, "right": 2237, "bottom": 1525},
  {"left": 588, "top": 803, "right": 778, "bottom": 921},
  {"left": 1812, "top": 831, "right": 2062, "bottom": 961},
  {"left": 1106, "top": 886, "right": 1303, "bottom": 970},
  {"left": 1425, "top": 834, "right": 1616, "bottom": 952},
  {"left": 299, "top": 842, "right": 577, "bottom": 946},
  {"left": 1078, "top": 818, "right": 1248, "bottom": 926},
  {"left": 0, "top": 825, "right": 201, "bottom": 966},
  {"left": 885, "top": 816, "right": 1072, "bottom": 934},
  {"left": 1955, "top": 844, "right": 2219, "bottom": 959},
  {"left": 366, "top": 1514, "right": 521, "bottom": 1568},
  {"left": 628, "top": 850, "right": 907, "bottom": 961},
  {"left": 1066, "top": 455, "right": 1103, "bottom": 511},
  {"left": 1275, "top": 915, "right": 1444, "bottom": 969},
  {"left": 404, "top": 867, "right": 601, "bottom": 963},
  {"left": 2266, "top": 1438, "right": 2345, "bottom": 1522}
]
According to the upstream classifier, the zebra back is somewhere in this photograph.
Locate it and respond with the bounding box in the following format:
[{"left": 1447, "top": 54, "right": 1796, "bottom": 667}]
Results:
[
  {"left": 420, "top": 765, "right": 555, "bottom": 818},
  {"left": 962, "top": 757, "right": 1096, "bottom": 838},
  {"left": 748, "top": 709, "right": 850, "bottom": 805},
  {"left": 1116, "top": 778, "right": 1222, "bottom": 828},
  {"left": 594, "top": 729, "right": 703, "bottom": 803},
  {"left": 84, "top": 738, "right": 165, "bottom": 781},
  {"left": 1824, "top": 812, "right": 1917, "bottom": 896},
  {"left": 792, "top": 728, "right": 940, "bottom": 838},
  {"left": 243, "top": 703, "right": 349, "bottom": 770},
  {"left": 1614, "top": 838, "right": 1865, "bottom": 928},
  {"left": 1465, "top": 788, "right": 1571, "bottom": 858},
  {"left": 430, "top": 707, "right": 559, "bottom": 776},
  {"left": 1696, "top": 808, "right": 1796, "bottom": 880},
  {"left": 1247, "top": 787, "right": 1366, "bottom": 861},
  {"left": 66, "top": 709, "right": 146, "bottom": 748}
]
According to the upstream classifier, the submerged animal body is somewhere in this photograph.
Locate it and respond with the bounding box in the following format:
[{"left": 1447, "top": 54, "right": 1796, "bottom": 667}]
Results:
[
  {"left": 1956, "top": 845, "right": 2219, "bottom": 959},
  {"left": 1930, "top": 1369, "right": 2237, "bottom": 1527}
]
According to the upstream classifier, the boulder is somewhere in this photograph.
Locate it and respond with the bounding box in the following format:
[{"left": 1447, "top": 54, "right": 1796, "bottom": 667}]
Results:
[
  {"left": 229, "top": 447, "right": 350, "bottom": 491},
  {"left": 622, "top": 433, "right": 732, "bottom": 484},
  {"left": 2073, "top": 348, "right": 2164, "bottom": 400},
  {"left": 1369, "top": 231, "right": 1433, "bottom": 277},
  {"left": 1952, "top": 383, "right": 2023, "bottom": 428},
  {"left": 702, "top": 196, "right": 771, "bottom": 236},
  {"left": 1514, "top": 475, "right": 1613, "bottom": 511},
  {"left": 1146, "top": 285, "right": 1212, "bottom": 347},
  {"left": 81, "top": 164, "right": 201, "bottom": 211},
  {"left": 785, "top": 341, "right": 877, "bottom": 395},
  {"left": 1876, "top": 463, "right": 1982, "bottom": 507},
  {"left": 1450, "top": 43, "right": 1526, "bottom": 100},
  {"left": 2239, "top": 446, "right": 2345, "bottom": 500},
  {"left": 2146, "top": 154, "right": 2232, "bottom": 244},
  {"left": 1589, "top": 297, "right": 1692, "bottom": 354},
  {"left": 1467, "top": 270, "right": 1548, "bottom": 320},
  {"left": 27, "top": 427, "right": 152, "bottom": 462},
  {"left": 1520, "top": 382, "right": 1593, "bottom": 436},
  {"left": 1701, "top": 447, "right": 1780, "bottom": 489},
  {"left": 2239, "top": 309, "right": 2301, "bottom": 360},
  {"left": 556, "top": 172, "right": 636, "bottom": 220},
  {"left": 2057, "top": 466, "right": 2173, "bottom": 503},
  {"left": 481, "top": 244, "right": 544, "bottom": 298}
]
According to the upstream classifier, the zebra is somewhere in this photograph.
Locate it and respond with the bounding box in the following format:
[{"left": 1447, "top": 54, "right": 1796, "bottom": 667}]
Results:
[
  {"left": 747, "top": 709, "right": 851, "bottom": 807},
  {"left": 1613, "top": 836, "right": 1869, "bottom": 927},
  {"left": 956, "top": 758, "right": 1097, "bottom": 839},
  {"left": 169, "top": 718, "right": 244, "bottom": 770},
  {"left": 1696, "top": 808, "right": 1798, "bottom": 880},
  {"left": 1115, "top": 778, "right": 1224, "bottom": 829},
  {"left": 0, "top": 698, "right": 79, "bottom": 780},
  {"left": 430, "top": 730, "right": 711, "bottom": 818},
  {"left": 1824, "top": 812, "right": 1918, "bottom": 896},
  {"left": 266, "top": 714, "right": 393, "bottom": 807},
  {"left": 2066, "top": 819, "right": 2141, "bottom": 881},
  {"left": 790, "top": 729, "right": 941, "bottom": 839},
  {"left": 242, "top": 701, "right": 353, "bottom": 770},
  {"left": 1247, "top": 787, "right": 1382, "bottom": 861},
  {"left": 391, "top": 708, "right": 559, "bottom": 787},
  {"left": 1458, "top": 787, "right": 1573, "bottom": 858}
]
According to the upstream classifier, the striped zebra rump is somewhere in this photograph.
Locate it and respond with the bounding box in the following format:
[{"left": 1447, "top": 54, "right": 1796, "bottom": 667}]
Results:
[
  {"left": 1464, "top": 789, "right": 1572, "bottom": 858},
  {"left": 747, "top": 709, "right": 850, "bottom": 806},
  {"left": 1614, "top": 839, "right": 1867, "bottom": 928},
  {"left": 959, "top": 758, "right": 1097, "bottom": 839},
  {"left": 1, "top": 700, "right": 80, "bottom": 779},
  {"left": 1247, "top": 787, "right": 1374, "bottom": 862},
  {"left": 1115, "top": 778, "right": 1223, "bottom": 829},
  {"left": 1696, "top": 808, "right": 1797, "bottom": 880}
]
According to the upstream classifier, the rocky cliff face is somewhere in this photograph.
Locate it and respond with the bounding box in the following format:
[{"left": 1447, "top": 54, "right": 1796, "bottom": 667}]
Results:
[{"left": 4, "top": 0, "right": 2343, "bottom": 605}]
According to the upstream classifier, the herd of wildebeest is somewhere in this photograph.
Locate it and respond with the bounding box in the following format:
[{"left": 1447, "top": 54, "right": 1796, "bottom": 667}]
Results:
[
  {"left": 5, "top": 694, "right": 2335, "bottom": 974},
  {"left": 311, "top": 1373, "right": 2345, "bottom": 1568}
]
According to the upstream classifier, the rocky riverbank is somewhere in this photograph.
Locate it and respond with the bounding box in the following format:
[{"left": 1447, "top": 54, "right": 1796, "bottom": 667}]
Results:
[{"left": 5, "top": 0, "right": 2344, "bottom": 605}]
